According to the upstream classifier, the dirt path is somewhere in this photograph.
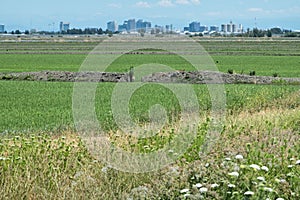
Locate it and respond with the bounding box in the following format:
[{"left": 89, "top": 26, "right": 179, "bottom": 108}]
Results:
[{"left": 1, "top": 70, "right": 300, "bottom": 84}]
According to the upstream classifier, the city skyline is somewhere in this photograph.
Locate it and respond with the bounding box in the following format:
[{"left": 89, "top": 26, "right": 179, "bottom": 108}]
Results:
[{"left": 0, "top": 0, "right": 299, "bottom": 31}]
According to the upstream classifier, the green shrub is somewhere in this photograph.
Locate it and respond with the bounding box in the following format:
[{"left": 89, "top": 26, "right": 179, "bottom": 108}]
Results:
[
  {"left": 249, "top": 71, "right": 256, "bottom": 76},
  {"left": 273, "top": 73, "right": 279, "bottom": 77}
]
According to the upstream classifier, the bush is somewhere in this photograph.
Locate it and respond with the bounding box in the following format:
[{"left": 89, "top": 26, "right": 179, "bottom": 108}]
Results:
[
  {"left": 249, "top": 71, "right": 256, "bottom": 76},
  {"left": 228, "top": 69, "right": 234, "bottom": 74},
  {"left": 273, "top": 73, "right": 279, "bottom": 77}
]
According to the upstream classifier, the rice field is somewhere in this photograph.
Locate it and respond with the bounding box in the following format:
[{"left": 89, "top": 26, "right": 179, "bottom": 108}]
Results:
[{"left": 0, "top": 35, "right": 299, "bottom": 199}]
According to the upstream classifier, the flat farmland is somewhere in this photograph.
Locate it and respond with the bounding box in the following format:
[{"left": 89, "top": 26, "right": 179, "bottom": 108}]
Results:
[
  {"left": 0, "top": 37, "right": 299, "bottom": 77},
  {"left": 0, "top": 36, "right": 299, "bottom": 199}
]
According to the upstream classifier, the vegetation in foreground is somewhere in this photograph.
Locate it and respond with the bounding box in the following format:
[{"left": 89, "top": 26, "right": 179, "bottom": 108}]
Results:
[
  {"left": 0, "top": 89, "right": 299, "bottom": 199},
  {"left": 0, "top": 37, "right": 299, "bottom": 199}
]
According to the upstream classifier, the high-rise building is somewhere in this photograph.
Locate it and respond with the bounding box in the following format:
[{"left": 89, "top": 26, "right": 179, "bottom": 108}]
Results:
[
  {"left": 199, "top": 25, "right": 208, "bottom": 32},
  {"left": 127, "top": 19, "right": 136, "bottom": 32},
  {"left": 107, "top": 21, "right": 117, "bottom": 32},
  {"left": 221, "top": 24, "right": 227, "bottom": 32},
  {"left": 227, "top": 22, "right": 233, "bottom": 33},
  {"left": 59, "top": 22, "right": 63, "bottom": 32},
  {"left": 221, "top": 21, "right": 240, "bottom": 33},
  {"left": 136, "top": 19, "right": 151, "bottom": 32},
  {"left": 238, "top": 24, "right": 243, "bottom": 33},
  {"left": 143, "top": 21, "right": 151, "bottom": 29},
  {"left": 189, "top": 21, "right": 200, "bottom": 32},
  {"left": 210, "top": 25, "right": 219, "bottom": 32},
  {"left": 136, "top": 19, "right": 144, "bottom": 30},
  {"left": 59, "top": 22, "right": 70, "bottom": 32},
  {"left": 118, "top": 24, "right": 127, "bottom": 32},
  {"left": 0, "top": 24, "right": 4, "bottom": 33}
]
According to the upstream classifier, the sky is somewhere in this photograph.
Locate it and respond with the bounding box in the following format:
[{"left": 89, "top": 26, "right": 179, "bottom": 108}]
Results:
[{"left": 0, "top": 0, "right": 299, "bottom": 31}]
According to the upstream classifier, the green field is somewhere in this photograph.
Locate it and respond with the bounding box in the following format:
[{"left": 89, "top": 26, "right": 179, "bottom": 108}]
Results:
[
  {"left": 0, "top": 37, "right": 300, "bottom": 77},
  {"left": 1, "top": 81, "right": 299, "bottom": 133},
  {"left": 0, "top": 36, "right": 299, "bottom": 199}
]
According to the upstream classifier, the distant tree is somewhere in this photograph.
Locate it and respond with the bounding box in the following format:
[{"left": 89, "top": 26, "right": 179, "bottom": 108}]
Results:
[
  {"left": 25, "top": 30, "right": 30, "bottom": 35},
  {"left": 270, "top": 27, "right": 282, "bottom": 34},
  {"left": 252, "top": 28, "right": 265, "bottom": 37},
  {"left": 11, "top": 31, "right": 15, "bottom": 34},
  {"left": 108, "top": 31, "right": 113, "bottom": 37},
  {"left": 15, "top": 30, "right": 21, "bottom": 34},
  {"left": 97, "top": 28, "right": 103, "bottom": 35},
  {"left": 267, "top": 30, "right": 272, "bottom": 37},
  {"left": 284, "top": 32, "right": 298, "bottom": 37}
]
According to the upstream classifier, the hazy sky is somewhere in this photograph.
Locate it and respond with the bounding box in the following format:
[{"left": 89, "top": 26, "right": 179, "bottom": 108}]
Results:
[{"left": 1, "top": 0, "right": 299, "bottom": 31}]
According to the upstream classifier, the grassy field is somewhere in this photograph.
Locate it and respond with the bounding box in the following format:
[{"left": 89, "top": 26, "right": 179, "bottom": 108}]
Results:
[
  {"left": 1, "top": 81, "right": 299, "bottom": 133},
  {"left": 0, "top": 36, "right": 299, "bottom": 199},
  {"left": 0, "top": 36, "right": 300, "bottom": 77}
]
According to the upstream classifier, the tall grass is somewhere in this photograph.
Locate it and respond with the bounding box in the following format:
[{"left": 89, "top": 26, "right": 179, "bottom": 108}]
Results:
[{"left": 0, "top": 91, "right": 299, "bottom": 199}]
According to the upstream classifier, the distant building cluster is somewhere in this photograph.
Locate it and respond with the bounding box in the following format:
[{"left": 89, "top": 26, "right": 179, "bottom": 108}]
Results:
[
  {"left": 0, "top": 24, "right": 5, "bottom": 33},
  {"left": 221, "top": 21, "right": 243, "bottom": 34},
  {"left": 185, "top": 21, "right": 243, "bottom": 35},
  {"left": 107, "top": 19, "right": 153, "bottom": 33},
  {"left": 106, "top": 19, "right": 243, "bottom": 35},
  {"left": 59, "top": 22, "right": 70, "bottom": 32},
  {"left": 2, "top": 18, "right": 298, "bottom": 37}
]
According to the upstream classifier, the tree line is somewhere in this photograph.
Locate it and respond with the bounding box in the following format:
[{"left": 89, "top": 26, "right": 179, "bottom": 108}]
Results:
[{"left": 3, "top": 27, "right": 300, "bottom": 37}]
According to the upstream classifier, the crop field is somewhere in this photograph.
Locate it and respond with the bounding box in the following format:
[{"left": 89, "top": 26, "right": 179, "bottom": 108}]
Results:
[
  {"left": 0, "top": 36, "right": 299, "bottom": 199},
  {"left": 0, "top": 36, "right": 300, "bottom": 76}
]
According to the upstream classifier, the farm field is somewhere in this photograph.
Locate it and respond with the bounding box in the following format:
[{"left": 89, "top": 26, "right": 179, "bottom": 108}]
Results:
[
  {"left": 0, "top": 36, "right": 299, "bottom": 199},
  {"left": 0, "top": 36, "right": 300, "bottom": 77}
]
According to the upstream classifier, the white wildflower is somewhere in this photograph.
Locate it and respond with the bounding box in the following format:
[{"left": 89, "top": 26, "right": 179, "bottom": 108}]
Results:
[
  {"left": 101, "top": 167, "right": 108, "bottom": 173},
  {"left": 0, "top": 157, "right": 7, "bottom": 161},
  {"left": 249, "top": 164, "right": 261, "bottom": 170},
  {"left": 257, "top": 176, "right": 265, "bottom": 182},
  {"left": 194, "top": 183, "right": 202, "bottom": 188},
  {"left": 234, "top": 164, "right": 240, "bottom": 171},
  {"left": 261, "top": 166, "right": 269, "bottom": 172},
  {"left": 211, "top": 184, "right": 219, "bottom": 188},
  {"left": 205, "top": 163, "right": 210, "bottom": 167},
  {"left": 296, "top": 160, "right": 300, "bottom": 165},
  {"left": 288, "top": 165, "right": 294, "bottom": 168},
  {"left": 183, "top": 193, "right": 190, "bottom": 198},
  {"left": 168, "top": 149, "right": 174, "bottom": 153},
  {"left": 290, "top": 158, "right": 295, "bottom": 161},
  {"left": 244, "top": 191, "right": 254, "bottom": 196},
  {"left": 199, "top": 187, "right": 208, "bottom": 193},
  {"left": 228, "top": 184, "right": 236, "bottom": 188},
  {"left": 275, "top": 179, "right": 286, "bottom": 183},
  {"left": 225, "top": 157, "right": 231, "bottom": 161},
  {"left": 235, "top": 154, "right": 244, "bottom": 160},
  {"left": 263, "top": 187, "right": 274, "bottom": 192},
  {"left": 276, "top": 198, "right": 284, "bottom": 200},
  {"left": 180, "top": 189, "right": 189, "bottom": 194},
  {"left": 228, "top": 172, "right": 239, "bottom": 177}
]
